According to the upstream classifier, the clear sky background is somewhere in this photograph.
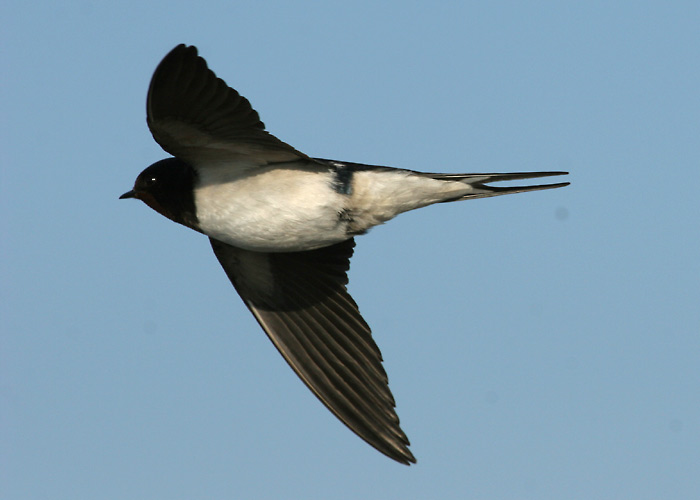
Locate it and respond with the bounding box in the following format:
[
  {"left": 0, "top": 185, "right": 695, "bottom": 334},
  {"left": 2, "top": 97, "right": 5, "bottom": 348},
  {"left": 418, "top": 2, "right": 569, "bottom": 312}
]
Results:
[{"left": 3, "top": 1, "right": 699, "bottom": 499}]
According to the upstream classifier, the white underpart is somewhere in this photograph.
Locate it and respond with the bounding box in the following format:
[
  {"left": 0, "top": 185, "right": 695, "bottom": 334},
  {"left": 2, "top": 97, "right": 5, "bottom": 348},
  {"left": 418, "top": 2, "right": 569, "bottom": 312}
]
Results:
[
  {"left": 348, "top": 169, "right": 473, "bottom": 229},
  {"left": 195, "top": 162, "right": 475, "bottom": 252},
  {"left": 195, "top": 163, "right": 349, "bottom": 252}
]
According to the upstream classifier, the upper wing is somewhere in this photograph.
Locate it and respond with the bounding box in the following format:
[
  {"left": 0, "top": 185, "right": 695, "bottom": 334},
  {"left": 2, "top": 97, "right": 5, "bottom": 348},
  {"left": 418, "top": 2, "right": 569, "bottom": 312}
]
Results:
[
  {"left": 147, "top": 44, "right": 307, "bottom": 166},
  {"left": 210, "top": 237, "right": 416, "bottom": 465}
]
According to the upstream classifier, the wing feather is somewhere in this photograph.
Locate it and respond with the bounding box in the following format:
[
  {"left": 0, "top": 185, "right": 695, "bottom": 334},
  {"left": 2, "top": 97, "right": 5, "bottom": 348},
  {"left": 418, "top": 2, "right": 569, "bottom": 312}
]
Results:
[
  {"left": 147, "top": 44, "right": 307, "bottom": 166},
  {"left": 209, "top": 237, "right": 415, "bottom": 464}
]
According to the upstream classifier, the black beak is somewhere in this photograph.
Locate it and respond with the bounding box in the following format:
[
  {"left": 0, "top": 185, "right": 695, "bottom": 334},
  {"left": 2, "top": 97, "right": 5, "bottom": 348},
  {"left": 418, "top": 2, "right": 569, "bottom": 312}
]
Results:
[{"left": 119, "top": 190, "right": 136, "bottom": 199}]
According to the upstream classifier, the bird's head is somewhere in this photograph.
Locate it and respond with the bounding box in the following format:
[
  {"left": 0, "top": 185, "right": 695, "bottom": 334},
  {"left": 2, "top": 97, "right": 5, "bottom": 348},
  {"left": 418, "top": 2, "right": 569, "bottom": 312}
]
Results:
[{"left": 120, "top": 157, "right": 199, "bottom": 230}]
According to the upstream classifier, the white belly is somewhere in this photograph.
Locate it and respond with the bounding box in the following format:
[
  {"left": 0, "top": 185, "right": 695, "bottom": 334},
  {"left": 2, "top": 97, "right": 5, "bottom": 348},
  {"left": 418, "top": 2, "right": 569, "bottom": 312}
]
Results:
[{"left": 194, "top": 164, "right": 350, "bottom": 252}]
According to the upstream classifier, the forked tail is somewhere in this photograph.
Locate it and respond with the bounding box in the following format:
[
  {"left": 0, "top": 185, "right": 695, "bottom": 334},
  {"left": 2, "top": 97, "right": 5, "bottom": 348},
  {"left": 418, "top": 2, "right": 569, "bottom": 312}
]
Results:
[{"left": 424, "top": 171, "right": 570, "bottom": 202}]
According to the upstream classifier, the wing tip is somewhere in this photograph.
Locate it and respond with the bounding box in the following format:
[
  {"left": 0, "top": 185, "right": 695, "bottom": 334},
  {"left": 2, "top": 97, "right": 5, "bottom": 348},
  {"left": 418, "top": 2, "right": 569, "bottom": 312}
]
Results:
[{"left": 396, "top": 449, "right": 418, "bottom": 465}]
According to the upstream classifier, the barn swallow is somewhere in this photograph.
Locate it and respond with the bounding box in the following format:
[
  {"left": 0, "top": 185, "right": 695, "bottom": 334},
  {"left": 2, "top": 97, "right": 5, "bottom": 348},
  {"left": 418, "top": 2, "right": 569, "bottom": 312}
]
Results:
[{"left": 120, "top": 44, "right": 569, "bottom": 465}]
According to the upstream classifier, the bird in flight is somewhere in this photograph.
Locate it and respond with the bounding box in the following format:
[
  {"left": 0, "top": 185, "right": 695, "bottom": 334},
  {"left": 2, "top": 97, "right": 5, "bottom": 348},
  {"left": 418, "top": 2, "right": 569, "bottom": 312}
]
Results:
[{"left": 121, "top": 44, "right": 569, "bottom": 465}]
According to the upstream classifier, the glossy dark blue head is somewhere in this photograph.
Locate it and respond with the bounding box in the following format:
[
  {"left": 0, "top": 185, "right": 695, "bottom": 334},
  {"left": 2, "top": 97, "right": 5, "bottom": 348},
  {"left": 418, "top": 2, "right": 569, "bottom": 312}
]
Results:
[{"left": 120, "top": 158, "right": 199, "bottom": 230}]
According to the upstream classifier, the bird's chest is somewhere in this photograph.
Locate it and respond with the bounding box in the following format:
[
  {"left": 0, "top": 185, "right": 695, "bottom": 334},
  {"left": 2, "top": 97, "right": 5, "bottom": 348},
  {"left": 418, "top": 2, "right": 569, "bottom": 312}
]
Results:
[{"left": 194, "top": 167, "right": 350, "bottom": 252}]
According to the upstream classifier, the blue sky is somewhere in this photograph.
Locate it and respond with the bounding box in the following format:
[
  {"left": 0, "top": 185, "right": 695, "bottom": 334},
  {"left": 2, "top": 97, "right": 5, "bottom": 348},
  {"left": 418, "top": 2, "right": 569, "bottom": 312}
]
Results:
[{"left": 3, "top": 1, "right": 699, "bottom": 498}]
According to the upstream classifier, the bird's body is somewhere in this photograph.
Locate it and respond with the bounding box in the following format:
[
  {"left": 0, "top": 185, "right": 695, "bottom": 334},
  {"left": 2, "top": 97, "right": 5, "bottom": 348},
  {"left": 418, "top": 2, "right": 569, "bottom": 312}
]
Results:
[
  {"left": 196, "top": 161, "right": 352, "bottom": 252},
  {"left": 121, "top": 44, "right": 569, "bottom": 464}
]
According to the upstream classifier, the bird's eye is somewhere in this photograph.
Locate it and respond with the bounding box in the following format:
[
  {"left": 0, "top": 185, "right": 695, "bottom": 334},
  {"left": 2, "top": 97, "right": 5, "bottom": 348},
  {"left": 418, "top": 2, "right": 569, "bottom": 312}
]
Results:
[{"left": 144, "top": 177, "right": 157, "bottom": 187}]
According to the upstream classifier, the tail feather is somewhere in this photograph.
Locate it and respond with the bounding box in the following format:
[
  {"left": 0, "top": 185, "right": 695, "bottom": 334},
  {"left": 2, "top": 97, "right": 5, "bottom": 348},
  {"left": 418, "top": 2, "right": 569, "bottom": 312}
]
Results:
[{"left": 422, "top": 171, "right": 570, "bottom": 202}]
